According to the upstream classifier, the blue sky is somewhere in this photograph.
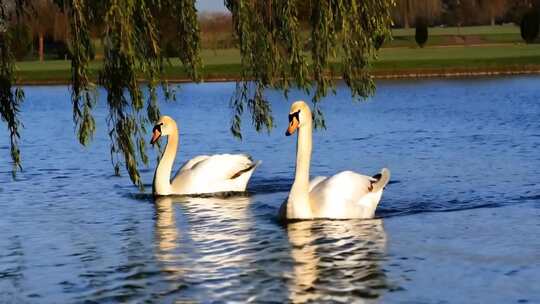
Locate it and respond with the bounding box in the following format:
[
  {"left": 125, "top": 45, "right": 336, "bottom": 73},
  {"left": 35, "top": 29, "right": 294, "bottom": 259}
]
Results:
[{"left": 196, "top": 0, "right": 227, "bottom": 12}]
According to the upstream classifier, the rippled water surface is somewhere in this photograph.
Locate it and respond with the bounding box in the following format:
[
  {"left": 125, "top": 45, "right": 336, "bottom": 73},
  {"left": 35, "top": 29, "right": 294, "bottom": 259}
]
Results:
[{"left": 1, "top": 77, "right": 539, "bottom": 303}]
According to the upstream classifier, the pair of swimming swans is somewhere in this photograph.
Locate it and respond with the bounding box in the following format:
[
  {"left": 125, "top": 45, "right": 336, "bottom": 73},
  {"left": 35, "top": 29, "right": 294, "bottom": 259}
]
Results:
[{"left": 151, "top": 101, "right": 390, "bottom": 220}]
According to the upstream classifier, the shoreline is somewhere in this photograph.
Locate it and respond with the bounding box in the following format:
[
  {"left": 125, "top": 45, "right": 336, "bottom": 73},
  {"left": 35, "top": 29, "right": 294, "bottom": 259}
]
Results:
[
  {"left": 14, "top": 66, "right": 540, "bottom": 85},
  {"left": 373, "top": 66, "right": 540, "bottom": 79}
]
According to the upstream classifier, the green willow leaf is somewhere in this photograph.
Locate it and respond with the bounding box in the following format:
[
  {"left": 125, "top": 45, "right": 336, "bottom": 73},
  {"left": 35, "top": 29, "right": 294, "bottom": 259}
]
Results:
[
  {"left": 1, "top": 0, "right": 392, "bottom": 191},
  {"left": 70, "top": 0, "right": 95, "bottom": 147},
  {"left": 227, "top": 0, "right": 394, "bottom": 135},
  {"left": 0, "top": 1, "right": 24, "bottom": 177}
]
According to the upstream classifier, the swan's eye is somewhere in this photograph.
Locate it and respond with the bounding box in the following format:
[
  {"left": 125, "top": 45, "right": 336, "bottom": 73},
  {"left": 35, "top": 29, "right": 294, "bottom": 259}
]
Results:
[
  {"left": 153, "top": 123, "right": 163, "bottom": 133},
  {"left": 288, "top": 110, "right": 300, "bottom": 123}
]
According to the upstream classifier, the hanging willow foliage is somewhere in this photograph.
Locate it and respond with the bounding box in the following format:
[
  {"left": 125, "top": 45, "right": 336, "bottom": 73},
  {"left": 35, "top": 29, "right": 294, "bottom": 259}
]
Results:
[
  {"left": 227, "top": 0, "right": 394, "bottom": 136},
  {"left": 70, "top": 0, "right": 95, "bottom": 147},
  {"left": 0, "top": 1, "right": 25, "bottom": 177},
  {"left": 1, "top": 0, "right": 393, "bottom": 189}
]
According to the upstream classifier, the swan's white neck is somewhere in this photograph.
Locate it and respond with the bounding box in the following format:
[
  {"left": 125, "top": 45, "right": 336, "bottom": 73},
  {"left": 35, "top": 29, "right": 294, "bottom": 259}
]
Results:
[
  {"left": 153, "top": 129, "right": 178, "bottom": 195},
  {"left": 288, "top": 120, "right": 313, "bottom": 219}
]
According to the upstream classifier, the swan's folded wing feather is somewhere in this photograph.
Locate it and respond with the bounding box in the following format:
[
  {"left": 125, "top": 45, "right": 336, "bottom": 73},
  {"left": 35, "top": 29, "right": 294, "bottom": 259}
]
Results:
[
  {"left": 309, "top": 176, "right": 327, "bottom": 192},
  {"left": 184, "top": 154, "right": 255, "bottom": 182},
  {"left": 178, "top": 155, "right": 210, "bottom": 172},
  {"left": 309, "top": 171, "right": 374, "bottom": 216}
]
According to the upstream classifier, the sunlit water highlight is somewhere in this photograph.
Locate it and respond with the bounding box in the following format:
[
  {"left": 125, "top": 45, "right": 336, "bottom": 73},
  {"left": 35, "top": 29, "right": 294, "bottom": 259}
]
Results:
[{"left": 1, "top": 77, "right": 539, "bottom": 303}]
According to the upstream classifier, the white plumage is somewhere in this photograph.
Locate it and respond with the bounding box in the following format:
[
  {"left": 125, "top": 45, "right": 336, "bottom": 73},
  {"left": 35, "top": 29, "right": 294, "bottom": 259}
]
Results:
[
  {"left": 280, "top": 101, "right": 390, "bottom": 220},
  {"left": 308, "top": 170, "right": 388, "bottom": 219},
  {"left": 151, "top": 116, "right": 259, "bottom": 196},
  {"left": 171, "top": 154, "right": 259, "bottom": 195}
]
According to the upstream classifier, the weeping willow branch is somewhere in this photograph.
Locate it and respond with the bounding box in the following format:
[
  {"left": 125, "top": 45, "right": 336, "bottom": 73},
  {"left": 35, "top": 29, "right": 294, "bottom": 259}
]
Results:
[
  {"left": 226, "top": 0, "right": 307, "bottom": 138},
  {"left": 227, "top": 0, "right": 394, "bottom": 137},
  {"left": 172, "top": 0, "right": 202, "bottom": 81},
  {"left": 84, "top": 0, "right": 199, "bottom": 190},
  {"left": 70, "top": 0, "right": 95, "bottom": 146},
  {"left": 2, "top": 0, "right": 391, "bottom": 191},
  {"left": 0, "top": 1, "right": 24, "bottom": 177},
  {"left": 97, "top": 0, "right": 152, "bottom": 189},
  {"left": 71, "top": 0, "right": 201, "bottom": 190}
]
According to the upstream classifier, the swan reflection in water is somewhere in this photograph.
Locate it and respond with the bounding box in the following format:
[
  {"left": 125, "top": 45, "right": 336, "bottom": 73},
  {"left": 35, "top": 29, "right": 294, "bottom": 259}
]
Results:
[
  {"left": 153, "top": 196, "right": 183, "bottom": 279},
  {"left": 153, "top": 195, "right": 255, "bottom": 298},
  {"left": 287, "top": 219, "right": 388, "bottom": 303},
  {"left": 154, "top": 196, "right": 389, "bottom": 302}
]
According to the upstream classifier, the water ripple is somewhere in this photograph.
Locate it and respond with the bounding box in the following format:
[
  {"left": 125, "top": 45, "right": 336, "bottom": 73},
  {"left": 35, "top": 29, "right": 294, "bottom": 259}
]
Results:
[{"left": 1, "top": 79, "right": 540, "bottom": 302}]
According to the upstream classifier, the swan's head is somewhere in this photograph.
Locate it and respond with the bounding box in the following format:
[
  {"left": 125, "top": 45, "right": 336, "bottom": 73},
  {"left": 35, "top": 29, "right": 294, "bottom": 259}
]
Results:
[
  {"left": 286, "top": 101, "right": 312, "bottom": 136},
  {"left": 150, "top": 115, "right": 178, "bottom": 145}
]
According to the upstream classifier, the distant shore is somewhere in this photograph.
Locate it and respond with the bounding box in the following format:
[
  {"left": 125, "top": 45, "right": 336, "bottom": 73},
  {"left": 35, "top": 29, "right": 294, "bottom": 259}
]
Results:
[
  {"left": 14, "top": 43, "right": 540, "bottom": 85},
  {"left": 15, "top": 65, "right": 540, "bottom": 86},
  {"left": 373, "top": 66, "right": 540, "bottom": 79}
]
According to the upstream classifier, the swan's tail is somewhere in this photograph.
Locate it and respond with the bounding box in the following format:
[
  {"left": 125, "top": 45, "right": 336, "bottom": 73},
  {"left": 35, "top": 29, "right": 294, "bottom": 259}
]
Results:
[
  {"left": 370, "top": 168, "right": 390, "bottom": 192},
  {"left": 231, "top": 160, "right": 261, "bottom": 179}
]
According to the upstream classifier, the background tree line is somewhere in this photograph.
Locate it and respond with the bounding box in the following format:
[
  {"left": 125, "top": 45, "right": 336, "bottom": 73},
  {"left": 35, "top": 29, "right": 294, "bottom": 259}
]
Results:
[
  {"left": 3, "top": 0, "right": 70, "bottom": 60},
  {"left": 393, "top": 0, "right": 540, "bottom": 28},
  {"left": 5, "top": 0, "right": 540, "bottom": 62}
]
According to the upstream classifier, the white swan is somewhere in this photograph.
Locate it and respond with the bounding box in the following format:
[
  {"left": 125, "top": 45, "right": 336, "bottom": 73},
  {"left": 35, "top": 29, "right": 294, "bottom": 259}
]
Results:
[
  {"left": 150, "top": 116, "right": 260, "bottom": 196},
  {"left": 279, "top": 101, "right": 390, "bottom": 220}
]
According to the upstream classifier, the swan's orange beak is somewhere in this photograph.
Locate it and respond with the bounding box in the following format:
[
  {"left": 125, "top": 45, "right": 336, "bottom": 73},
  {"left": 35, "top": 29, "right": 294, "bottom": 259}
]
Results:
[
  {"left": 150, "top": 129, "right": 161, "bottom": 145},
  {"left": 286, "top": 117, "right": 299, "bottom": 136}
]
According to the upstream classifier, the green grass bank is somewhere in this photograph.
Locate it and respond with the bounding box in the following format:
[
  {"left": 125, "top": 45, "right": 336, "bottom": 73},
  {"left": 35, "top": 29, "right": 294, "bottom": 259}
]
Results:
[{"left": 14, "top": 25, "right": 540, "bottom": 84}]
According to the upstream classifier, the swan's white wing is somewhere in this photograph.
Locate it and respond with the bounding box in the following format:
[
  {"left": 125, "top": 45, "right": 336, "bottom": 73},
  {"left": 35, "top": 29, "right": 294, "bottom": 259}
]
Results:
[
  {"left": 309, "top": 171, "right": 379, "bottom": 219},
  {"left": 310, "top": 171, "right": 372, "bottom": 203},
  {"left": 309, "top": 176, "right": 327, "bottom": 192},
  {"left": 193, "top": 154, "right": 254, "bottom": 179},
  {"left": 174, "top": 154, "right": 255, "bottom": 184},
  {"left": 178, "top": 155, "right": 210, "bottom": 172},
  {"left": 170, "top": 154, "right": 258, "bottom": 194}
]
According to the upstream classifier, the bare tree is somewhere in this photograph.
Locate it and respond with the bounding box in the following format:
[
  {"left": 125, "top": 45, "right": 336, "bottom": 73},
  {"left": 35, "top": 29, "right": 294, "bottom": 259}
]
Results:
[
  {"left": 480, "top": 0, "right": 508, "bottom": 25},
  {"left": 23, "top": 0, "right": 64, "bottom": 61},
  {"left": 394, "top": 0, "right": 442, "bottom": 28},
  {"left": 53, "top": 4, "right": 68, "bottom": 42},
  {"left": 421, "top": 0, "right": 443, "bottom": 23},
  {"left": 394, "top": 0, "right": 413, "bottom": 28},
  {"left": 199, "top": 12, "right": 233, "bottom": 52},
  {"left": 457, "top": 0, "right": 507, "bottom": 26}
]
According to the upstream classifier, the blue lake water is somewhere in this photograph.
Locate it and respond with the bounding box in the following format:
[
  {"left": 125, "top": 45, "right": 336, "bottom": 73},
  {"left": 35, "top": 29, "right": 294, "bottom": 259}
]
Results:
[{"left": 0, "top": 77, "right": 539, "bottom": 303}]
